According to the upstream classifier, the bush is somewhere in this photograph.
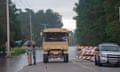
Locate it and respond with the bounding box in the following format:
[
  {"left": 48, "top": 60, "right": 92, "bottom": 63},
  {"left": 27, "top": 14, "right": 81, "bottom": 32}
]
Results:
[
  {"left": 11, "top": 48, "right": 26, "bottom": 57},
  {"left": 0, "top": 48, "right": 6, "bottom": 56}
]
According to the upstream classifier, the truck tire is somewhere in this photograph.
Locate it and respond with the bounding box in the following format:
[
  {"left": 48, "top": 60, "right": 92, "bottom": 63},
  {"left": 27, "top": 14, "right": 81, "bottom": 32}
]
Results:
[
  {"left": 64, "top": 54, "right": 69, "bottom": 63},
  {"left": 43, "top": 54, "right": 48, "bottom": 63}
]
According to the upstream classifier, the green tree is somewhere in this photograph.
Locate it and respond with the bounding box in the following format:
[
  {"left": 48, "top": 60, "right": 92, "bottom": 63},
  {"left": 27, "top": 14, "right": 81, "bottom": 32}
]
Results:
[
  {"left": 17, "top": 9, "right": 63, "bottom": 46},
  {"left": 9, "top": 1, "right": 22, "bottom": 41},
  {"left": 0, "top": 0, "right": 7, "bottom": 47},
  {"left": 74, "top": 0, "right": 106, "bottom": 45},
  {"left": 103, "top": 0, "right": 120, "bottom": 43},
  {"left": 0, "top": 0, "right": 22, "bottom": 48},
  {"left": 74, "top": 0, "right": 120, "bottom": 45},
  {"left": 17, "top": 8, "right": 34, "bottom": 40}
]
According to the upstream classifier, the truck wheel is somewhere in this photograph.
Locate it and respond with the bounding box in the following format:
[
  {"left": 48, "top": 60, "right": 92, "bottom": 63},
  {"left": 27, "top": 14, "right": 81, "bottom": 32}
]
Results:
[
  {"left": 64, "top": 54, "right": 69, "bottom": 63},
  {"left": 43, "top": 54, "right": 48, "bottom": 63}
]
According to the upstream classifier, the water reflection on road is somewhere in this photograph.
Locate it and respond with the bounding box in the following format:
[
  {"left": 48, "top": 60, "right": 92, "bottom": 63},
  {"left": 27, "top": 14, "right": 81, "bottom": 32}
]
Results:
[
  {"left": 0, "top": 46, "right": 76, "bottom": 72},
  {"left": 0, "top": 50, "right": 43, "bottom": 72},
  {"left": 0, "top": 54, "right": 28, "bottom": 72},
  {"left": 69, "top": 46, "right": 77, "bottom": 58}
]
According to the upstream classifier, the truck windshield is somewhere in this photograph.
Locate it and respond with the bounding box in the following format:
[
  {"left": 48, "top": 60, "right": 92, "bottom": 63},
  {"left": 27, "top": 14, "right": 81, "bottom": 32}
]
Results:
[
  {"left": 101, "top": 46, "right": 120, "bottom": 52},
  {"left": 44, "top": 32, "right": 68, "bottom": 42}
]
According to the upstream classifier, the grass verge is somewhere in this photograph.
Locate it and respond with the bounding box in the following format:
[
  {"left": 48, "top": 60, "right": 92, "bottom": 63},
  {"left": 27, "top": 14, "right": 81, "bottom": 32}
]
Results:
[{"left": 11, "top": 47, "right": 26, "bottom": 57}]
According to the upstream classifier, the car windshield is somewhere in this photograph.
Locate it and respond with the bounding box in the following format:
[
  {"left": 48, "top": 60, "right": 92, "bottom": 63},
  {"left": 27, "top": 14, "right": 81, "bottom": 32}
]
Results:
[{"left": 101, "top": 46, "right": 120, "bottom": 52}]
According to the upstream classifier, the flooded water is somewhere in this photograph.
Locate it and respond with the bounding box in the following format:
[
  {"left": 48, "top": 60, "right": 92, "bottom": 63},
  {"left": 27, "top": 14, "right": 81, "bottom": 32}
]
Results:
[
  {"left": 0, "top": 50, "right": 43, "bottom": 72},
  {"left": 69, "top": 46, "right": 77, "bottom": 58},
  {"left": 0, "top": 46, "right": 76, "bottom": 72}
]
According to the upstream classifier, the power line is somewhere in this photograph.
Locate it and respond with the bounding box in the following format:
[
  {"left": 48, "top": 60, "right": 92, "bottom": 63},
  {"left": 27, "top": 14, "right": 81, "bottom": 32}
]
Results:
[
  {"left": 12, "top": 0, "right": 26, "bottom": 9},
  {"left": 12, "top": 0, "right": 21, "bottom": 8},
  {"left": 12, "top": 0, "right": 34, "bottom": 10},
  {"left": 20, "top": 0, "right": 29, "bottom": 8},
  {"left": 19, "top": 0, "right": 33, "bottom": 41},
  {"left": 12, "top": 0, "right": 33, "bottom": 41},
  {"left": 13, "top": 0, "right": 29, "bottom": 9},
  {"left": 26, "top": 0, "right": 32, "bottom": 9}
]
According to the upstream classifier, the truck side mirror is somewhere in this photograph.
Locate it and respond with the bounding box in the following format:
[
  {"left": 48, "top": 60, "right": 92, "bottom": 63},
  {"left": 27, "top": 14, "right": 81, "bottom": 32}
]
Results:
[{"left": 40, "top": 32, "right": 43, "bottom": 36}]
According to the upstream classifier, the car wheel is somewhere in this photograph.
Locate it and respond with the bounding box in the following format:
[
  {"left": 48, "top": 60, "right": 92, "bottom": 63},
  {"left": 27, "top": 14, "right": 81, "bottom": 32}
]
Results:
[
  {"left": 115, "top": 64, "right": 119, "bottom": 67},
  {"left": 95, "top": 56, "right": 98, "bottom": 65},
  {"left": 97, "top": 56, "right": 103, "bottom": 66}
]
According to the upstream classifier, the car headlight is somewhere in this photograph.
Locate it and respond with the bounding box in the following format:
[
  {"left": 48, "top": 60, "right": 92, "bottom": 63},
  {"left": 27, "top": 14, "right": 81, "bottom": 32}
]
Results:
[{"left": 101, "top": 54, "right": 107, "bottom": 57}]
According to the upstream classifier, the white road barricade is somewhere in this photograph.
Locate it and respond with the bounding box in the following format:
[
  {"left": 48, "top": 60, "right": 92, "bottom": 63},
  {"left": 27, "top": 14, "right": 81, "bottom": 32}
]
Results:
[{"left": 77, "top": 46, "right": 97, "bottom": 61}]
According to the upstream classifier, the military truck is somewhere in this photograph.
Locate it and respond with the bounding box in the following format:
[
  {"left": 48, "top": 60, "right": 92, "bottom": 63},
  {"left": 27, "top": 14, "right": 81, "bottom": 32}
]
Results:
[{"left": 41, "top": 28, "right": 70, "bottom": 63}]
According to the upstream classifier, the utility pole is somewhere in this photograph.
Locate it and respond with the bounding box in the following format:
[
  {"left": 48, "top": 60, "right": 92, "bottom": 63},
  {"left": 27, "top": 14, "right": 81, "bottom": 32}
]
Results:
[
  {"left": 41, "top": 24, "right": 59, "bottom": 29},
  {"left": 6, "top": 0, "right": 11, "bottom": 57},
  {"left": 44, "top": 24, "right": 47, "bottom": 29},
  {"left": 119, "top": 7, "right": 120, "bottom": 22},
  {"left": 41, "top": 24, "right": 47, "bottom": 29}
]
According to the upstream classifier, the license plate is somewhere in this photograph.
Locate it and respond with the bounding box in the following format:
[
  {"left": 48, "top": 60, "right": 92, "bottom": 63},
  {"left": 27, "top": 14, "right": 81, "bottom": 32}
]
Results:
[{"left": 109, "top": 58, "right": 118, "bottom": 63}]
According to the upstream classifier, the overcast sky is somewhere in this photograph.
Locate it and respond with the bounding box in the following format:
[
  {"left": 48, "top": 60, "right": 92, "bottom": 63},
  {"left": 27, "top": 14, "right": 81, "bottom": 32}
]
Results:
[{"left": 12, "top": 0, "right": 78, "bottom": 31}]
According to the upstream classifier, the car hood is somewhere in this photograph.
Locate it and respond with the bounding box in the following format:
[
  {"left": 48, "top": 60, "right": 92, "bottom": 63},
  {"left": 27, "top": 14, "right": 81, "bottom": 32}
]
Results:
[{"left": 101, "top": 51, "right": 120, "bottom": 55}]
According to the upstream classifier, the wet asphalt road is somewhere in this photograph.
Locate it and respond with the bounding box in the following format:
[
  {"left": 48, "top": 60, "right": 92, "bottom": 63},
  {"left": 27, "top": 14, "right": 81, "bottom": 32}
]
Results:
[
  {"left": 40, "top": 60, "right": 120, "bottom": 72},
  {"left": 0, "top": 54, "right": 27, "bottom": 72},
  {"left": 18, "top": 58, "right": 120, "bottom": 72},
  {"left": 19, "top": 46, "right": 120, "bottom": 72},
  {"left": 1, "top": 46, "right": 120, "bottom": 72},
  {"left": 0, "top": 46, "right": 77, "bottom": 72},
  {"left": 0, "top": 50, "right": 43, "bottom": 72}
]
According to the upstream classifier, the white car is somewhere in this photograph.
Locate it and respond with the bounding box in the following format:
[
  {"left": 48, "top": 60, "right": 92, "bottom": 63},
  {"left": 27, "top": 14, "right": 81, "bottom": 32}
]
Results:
[{"left": 95, "top": 43, "right": 120, "bottom": 66}]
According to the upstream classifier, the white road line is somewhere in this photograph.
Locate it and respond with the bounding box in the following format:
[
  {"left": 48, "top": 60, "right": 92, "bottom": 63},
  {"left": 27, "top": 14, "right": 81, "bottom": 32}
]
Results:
[{"left": 44, "top": 64, "right": 48, "bottom": 72}]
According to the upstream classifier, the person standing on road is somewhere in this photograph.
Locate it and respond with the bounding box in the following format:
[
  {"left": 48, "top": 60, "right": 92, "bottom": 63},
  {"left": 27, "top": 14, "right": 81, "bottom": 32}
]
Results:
[
  {"left": 26, "top": 42, "right": 33, "bottom": 66},
  {"left": 32, "top": 44, "right": 36, "bottom": 65}
]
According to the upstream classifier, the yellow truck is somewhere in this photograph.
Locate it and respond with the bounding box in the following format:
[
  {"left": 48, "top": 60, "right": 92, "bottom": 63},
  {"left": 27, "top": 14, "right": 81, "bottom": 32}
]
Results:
[{"left": 41, "top": 28, "right": 70, "bottom": 63}]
